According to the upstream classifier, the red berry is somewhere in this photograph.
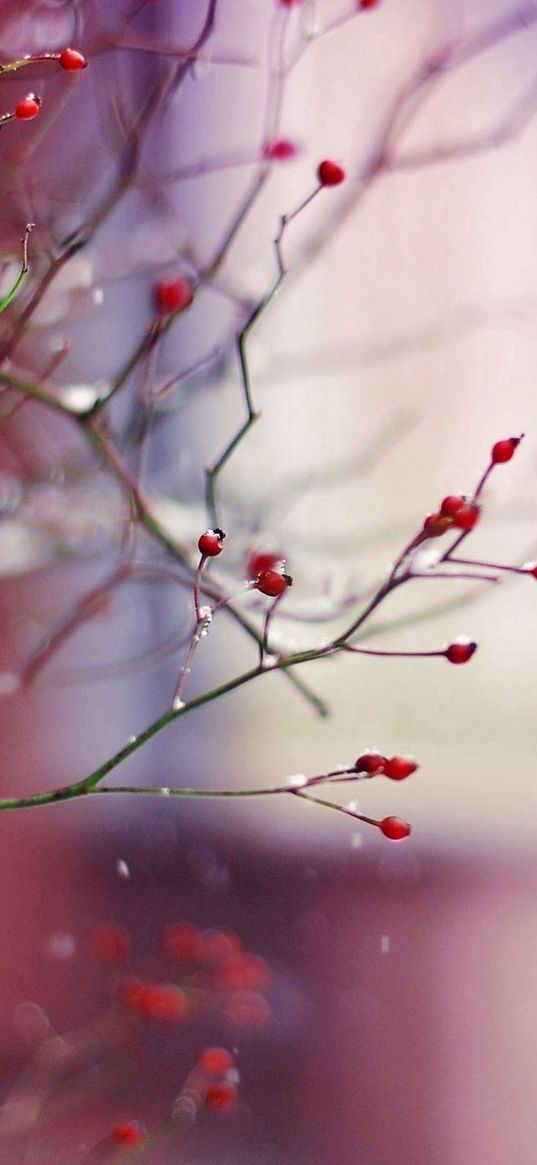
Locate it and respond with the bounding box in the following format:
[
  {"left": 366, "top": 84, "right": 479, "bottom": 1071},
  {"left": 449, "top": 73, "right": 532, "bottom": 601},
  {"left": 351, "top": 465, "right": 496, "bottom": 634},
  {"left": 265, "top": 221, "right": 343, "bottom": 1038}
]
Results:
[
  {"left": 113, "top": 1122, "right": 145, "bottom": 1146},
  {"left": 247, "top": 549, "right": 284, "bottom": 579},
  {"left": 213, "top": 952, "right": 272, "bottom": 991},
  {"left": 154, "top": 278, "right": 193, "bottom": 315},
  {"left": 15, "top": 94, "right": 41, "bottom": 120},
  {"left": 528, "top": 565, "right": 537, "bottom": 580},
  {"left": 264, "top": 139, "right": 297, "bottom": 160},
  {"left": 88, "top": 923, "right": 130, "bottom": 962},
  {"left": 360, "top": 0, "right": 380, "bottom": 7},
  {"left": 198, "top": 528, "right": 226, "bottom": 557},
  {"left": 59, "top": 48, "right": 87, "bottom": 71},
  {"left": 136, "top": 984, "right": 189, "bottom": 1023},
  {"left": 491, "top": 436, "right": 522, "bottom": 464},
  {"left": 199, "top": 928, "right": 242, "bottom": 963},
  {"left": 317, "top": 159, "right": 346, "bottom": 187},
  {"left": 198, "top": 1046, "right": 235, "bottom": 1076},
  {"left": 384, "top": 756, "right": 418, "bottom": 781},
  {"left": 423, "top": 512, "right": 452, "bottom": 538},
  {"left": 452, "top": 503, "right": 480, "bottom": 531},
  {"left": 440, "top": 494, "right": 467, "bottom": 517},
  {"left": 379, "top": 817, "right": 411, "bottom": 841},
  {"left": 445, "top": 640, "right": 477, "bottom": 665},
  {"left": 355, "top": 751, "right": 386, "bottom": 775},
  {"left": 120, "top": 977, "right": 147, "bottom": 1009},
  {"left": 162, "top": 922, "right": 202, "bottom": 962},
  {"left": 255, "top": 568, "right": 293, "bottom": 597},
  {"left": 205, "top": 1080, "right": 238, "bottom": 1110}
]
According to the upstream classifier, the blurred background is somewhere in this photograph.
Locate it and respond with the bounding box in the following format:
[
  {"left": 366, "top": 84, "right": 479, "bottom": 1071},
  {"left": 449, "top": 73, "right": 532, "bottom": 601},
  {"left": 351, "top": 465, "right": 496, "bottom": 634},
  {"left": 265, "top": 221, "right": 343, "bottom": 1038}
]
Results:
[{"left": 1, "top": 0, "right": 537, "bottom": 1161}]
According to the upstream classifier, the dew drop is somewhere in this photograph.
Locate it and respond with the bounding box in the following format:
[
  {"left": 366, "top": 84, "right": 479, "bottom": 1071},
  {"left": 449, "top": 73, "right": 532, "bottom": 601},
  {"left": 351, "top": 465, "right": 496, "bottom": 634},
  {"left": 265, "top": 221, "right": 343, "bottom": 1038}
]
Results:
[
  {"left": 59, "top": 383, "right": 101, "bottom": 413},
  {"left": 287, "top": 773, "right": 307, "bottom": 788},
  {"left": 115, "top": 858, "right": 130, "bottom": 880}
]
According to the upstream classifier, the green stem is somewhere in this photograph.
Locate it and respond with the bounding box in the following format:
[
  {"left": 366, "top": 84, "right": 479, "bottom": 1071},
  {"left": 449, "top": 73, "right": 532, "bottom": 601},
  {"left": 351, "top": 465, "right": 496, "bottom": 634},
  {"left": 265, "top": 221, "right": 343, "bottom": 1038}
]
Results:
[{"left": 0, "top": 224, "right": 34, "bottom": 314}]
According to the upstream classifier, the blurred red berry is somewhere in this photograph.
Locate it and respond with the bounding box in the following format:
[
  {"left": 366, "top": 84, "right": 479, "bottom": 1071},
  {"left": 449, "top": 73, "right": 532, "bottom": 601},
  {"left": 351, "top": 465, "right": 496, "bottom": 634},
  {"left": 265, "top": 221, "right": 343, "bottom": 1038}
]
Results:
[
  {"left": 154, "top": 278, "right": 193, "bottom": 315},
  {"left": 246, "top": 549, "right": 284, "bottom": 579},
  {"left": 213, "top": 952, "right": 272, "bottom": 991},
  {"left": 120, "top": 977, "right": 147, "bottom": 1009},
  {"left": 200, "top": 928, "right": 242, "bottom": 963},
  {"left": 205, "top": 1080, "right": 238, "bottom": 1110},
  {"left": 264, "top": 139, "right": 297, "bottom": 160},
  {"left": 88, "top": 923, "right": 130, "bottom": 962},
  {"left": 198, "top": 1046, "right": 235, "bottom": 1076},
  {"left": 162, "top": 922, "right": 202, "bottom": 962},
  {"left": 226, "top": 989, "right": 270, "bottom": 1029},
  {"left": 113, "top": 1121, "right": 146, "bottom": 1146},
  {"left": 129, "top": 983, "right": 189, "bottom": 1023},
  {"left": 317, "top": 159, "right": 346, "bottom": 187}
]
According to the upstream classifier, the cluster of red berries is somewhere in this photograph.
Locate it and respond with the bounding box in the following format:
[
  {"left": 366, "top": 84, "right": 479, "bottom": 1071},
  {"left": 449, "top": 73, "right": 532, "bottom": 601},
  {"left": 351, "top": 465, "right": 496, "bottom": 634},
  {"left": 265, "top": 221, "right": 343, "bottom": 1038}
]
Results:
[
  {"left": 355, "top": 752, "right": 417, "bottom": 780},
  {"left": 423, "top": 437, "right": 522, "bottom": 540},
  {"left": 86, "top": 920, "right": 271, "bottom": 1035},
  {"left": 197, "top": 1046, "right": 238, "bottom": 1110},
  {"left": 196, "top": 535, "right": 293, "bottom": 597},
  {"left": 423, "top": 494, "right": 480, "bottom": 538},
  {"left": 352, "top": 754, "right": 414, "bottom": 840},
  {"left": 2, "top": 47, "right": 87, "bottom": 126},
  {"left": 245, "top": 548, "right": 293, "bottom": 596},
  {"left": 121, "top": 978, "right": 189, "bottom": 1023},
  {"left": 109, "top": 1047, "right": 237, "bottom": 1150}
]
